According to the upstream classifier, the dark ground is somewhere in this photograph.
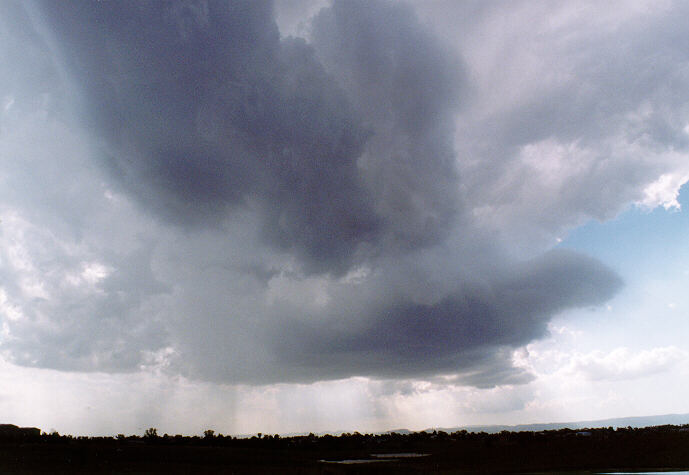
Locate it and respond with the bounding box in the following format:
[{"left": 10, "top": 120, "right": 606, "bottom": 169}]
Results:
[{"left": 1, "top": 424, "right": 688, "bottom": 473}]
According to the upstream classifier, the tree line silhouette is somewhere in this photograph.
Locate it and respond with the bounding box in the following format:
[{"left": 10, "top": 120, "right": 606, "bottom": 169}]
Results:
[{"left": 1, "top": 423, "right": 688, "bottom": 472}]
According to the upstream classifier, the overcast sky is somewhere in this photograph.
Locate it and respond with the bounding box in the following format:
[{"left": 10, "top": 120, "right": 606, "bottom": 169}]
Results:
[{"left": 1, "top": 0, "right": 688, "bottom": 436}]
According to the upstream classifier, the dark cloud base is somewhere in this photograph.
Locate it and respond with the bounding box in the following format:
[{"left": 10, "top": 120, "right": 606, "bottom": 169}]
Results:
[{"left": 253, "top": 249, "right": 621, "bottom": 386}]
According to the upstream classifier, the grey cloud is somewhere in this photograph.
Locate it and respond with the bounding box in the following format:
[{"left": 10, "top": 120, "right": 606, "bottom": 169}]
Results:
[
  {"left": 0, "top": 1, "right": 59, "bottom": 118},
  {"left": 311, "top": 0, "right": 463, "bottom": 251},
  {"left": 253, "top": 249, "right": 621, "bottom": 386},
  {"left": 33, "top": 0, "right": 464, "bottom": 273},
  {"left": 0, "top": 0, "right": 629, "bottom": 388},
  {"left": 274, "top": 0, "right": 326, "bottom": 38},
  {"left": 34, "top": 0, "right": 379, "bottom": 273},
  {"left": 412, "top": 0, "right": 689, "bottom": 252},
  {"left": 0, "top": 222, "right": 169, "bottom": 372}
]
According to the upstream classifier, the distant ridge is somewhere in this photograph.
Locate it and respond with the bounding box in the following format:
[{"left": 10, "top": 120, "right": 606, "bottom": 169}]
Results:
[
  {"left": 232, "top": 412, "right": 689, "bottom": 438},
  {"left": 0, "top": 424, "right": 41, "bottom": 439},
  {"left": 422, "top": 412, "right": 689, "bottom": 434},
  {"left": 384, "top": 428, "right": 412, "bottom": 435}
]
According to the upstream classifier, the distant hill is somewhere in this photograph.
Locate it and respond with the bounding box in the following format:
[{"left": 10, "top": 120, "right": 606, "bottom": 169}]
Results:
[
  {"left": 0, "top": 424, "right": 41, "bottom": 439},
  {"left": 423, "top": 412, "right": 689, "bottom": 434},
  {"left": 229, "top": 412, "right": 689, "bottom": 438}
]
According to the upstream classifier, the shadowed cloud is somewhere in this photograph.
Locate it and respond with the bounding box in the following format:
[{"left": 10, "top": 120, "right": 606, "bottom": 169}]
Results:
[{"left": 0, "top": 0, "right": 629, "bottom": 388}]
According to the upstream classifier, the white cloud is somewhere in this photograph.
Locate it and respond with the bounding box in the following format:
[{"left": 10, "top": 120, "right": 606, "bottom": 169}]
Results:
[
  {"left": 520, "top": 341, "right": 689, "bottom": 383},
  {"left": 64, "top": 261, "right": 112, "bottom": 288},
  {"left": 639, "top": 172, "right": 689, "bottom": 210},
  {"left": 569, "top": 346, "right": 689, "bottom": 381},
  {"left": 0, "top": 287, "right": 23, "bottom": 322}
]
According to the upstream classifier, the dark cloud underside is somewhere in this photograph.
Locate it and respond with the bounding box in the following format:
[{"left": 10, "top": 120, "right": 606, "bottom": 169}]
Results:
[
  {"left": 37, "top": 0, "right": 380, "bottom": 272},
  {"left": 259, "top": 249, "right": 622, "bottom": 385}
]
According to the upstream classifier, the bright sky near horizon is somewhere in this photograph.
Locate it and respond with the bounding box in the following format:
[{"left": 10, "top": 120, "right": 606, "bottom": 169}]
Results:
[{"left": 1, "top": 0, "right": 688, "bottom": 436}]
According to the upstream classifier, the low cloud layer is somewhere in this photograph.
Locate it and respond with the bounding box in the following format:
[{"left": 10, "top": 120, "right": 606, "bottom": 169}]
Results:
[
  {"left": 8, "top": 0, "right": 688, "bottom": 388},
  {"left": 265, "top": 250, "right": 620, "bottom": 385}
]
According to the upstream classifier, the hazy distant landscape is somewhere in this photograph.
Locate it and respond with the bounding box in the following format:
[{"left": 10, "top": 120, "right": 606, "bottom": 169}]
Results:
[
  {"left": 427, "top": 412, "right": 689, "bottom": 435},
  {"left": 267, "top": 412, "right": 689, "bottom": 438}
]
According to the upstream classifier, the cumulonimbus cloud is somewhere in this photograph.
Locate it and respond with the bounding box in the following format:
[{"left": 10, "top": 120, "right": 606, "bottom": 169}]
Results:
[{"left": 0, "top": 0, "right": 646, "bottom": 387}]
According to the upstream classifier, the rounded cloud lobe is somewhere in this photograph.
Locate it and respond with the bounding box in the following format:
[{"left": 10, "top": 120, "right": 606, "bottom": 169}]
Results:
[
  {"left": 262, "top": 250, "right": 621, "bottom": 386},
  {"left": 0, "top": 0, "right": 637, "bottom": 387}
]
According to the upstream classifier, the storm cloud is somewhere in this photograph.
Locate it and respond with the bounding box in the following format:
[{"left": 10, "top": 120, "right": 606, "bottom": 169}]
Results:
[
  {"left": 32, "top": 0, "right": 385, "bottom": 273},
  {"left": 29, "top": 0, "right": 469, "bottom": 275},
  {"left": 5, "top": 0, "right": 671, "bottom": 389},
  {"left": 259, "top": 249, "right": 622, "bottom": 385}
]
